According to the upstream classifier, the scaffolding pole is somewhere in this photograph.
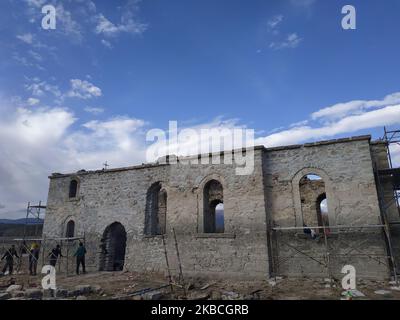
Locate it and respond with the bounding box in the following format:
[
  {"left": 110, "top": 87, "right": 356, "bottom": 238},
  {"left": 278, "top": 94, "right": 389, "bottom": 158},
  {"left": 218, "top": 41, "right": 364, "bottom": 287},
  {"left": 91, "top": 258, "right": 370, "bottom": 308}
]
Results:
[
  {"left": 161, "top": 234, "right": 174, "bottom": 293},
  {"left": 271, "top": 223, "right": 393, "bottom": 282},
  {"left": 1, "top": 235, "right": 85, "bottom": 276}
]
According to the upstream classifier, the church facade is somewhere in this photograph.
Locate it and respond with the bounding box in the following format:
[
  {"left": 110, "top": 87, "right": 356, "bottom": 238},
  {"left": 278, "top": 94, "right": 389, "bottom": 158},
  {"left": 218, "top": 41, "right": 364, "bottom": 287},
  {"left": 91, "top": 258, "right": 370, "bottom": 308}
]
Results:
[{"left": 43, "top": 135, "right": 398, "bottom": 280}]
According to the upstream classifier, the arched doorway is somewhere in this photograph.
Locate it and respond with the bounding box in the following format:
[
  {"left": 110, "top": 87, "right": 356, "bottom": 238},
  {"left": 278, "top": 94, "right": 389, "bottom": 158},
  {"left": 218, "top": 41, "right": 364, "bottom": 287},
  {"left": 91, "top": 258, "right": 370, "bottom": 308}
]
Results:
[{"left": 99, "top": 222, "right": 127, "bottom": 271}]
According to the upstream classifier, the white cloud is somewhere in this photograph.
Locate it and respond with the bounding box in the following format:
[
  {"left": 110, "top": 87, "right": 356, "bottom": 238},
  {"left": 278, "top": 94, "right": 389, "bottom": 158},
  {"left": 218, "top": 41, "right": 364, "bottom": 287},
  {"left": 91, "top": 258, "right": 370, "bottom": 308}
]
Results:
[
  {"left": 0, "top": 100, "right": 147, "bottom": 219},
  {"left": 22, "top": 0, "right": 146, "bottom": 45},
  {"left": 16, "top": 33, "right": 34, "bottom": 44},
  {"left": 84, "top": 107, "right": 105, "bottom": 114},
  {"left": 12, "top": 53, "right": 31, "bottom": 67},
  {"left": 270, "top": 33, "right": 302, "bottom": 50},
  {"left": 101, "top": 39, "right": 113, "bottom": 49},
  {"left": 290, "top": 0, "right": 316, "bottom": 7},
  {"left": 95, "top": 13, "right": 147, "bottom": 37},
  {"left": 256, "top": 104, "right": 400, "bottom": 147},
  {"left": 95, "top": 1, "right": 147, "bottom": 38},
  {"left": 267, "top": 15, "right": 284, "bottom": 30},
  {"left": 289, "top": 120, "right": 309, "bottom": 128},
  {"left": 28, "top": 50, "right": 43, "bottom": 62},
  {"left": 16, "top": 32, "right": 53, "bottom": 52},
  {"left": 266, "top": 13, "right": 302, "bottom": 50},
  {"left": 391, "top": 144, "right": 400, "bottom": 168},
  {"left": 27, "top": 98, "right": 40, "bottom": 106},
  {"left": 24, "top": 0, "right": 46, "bottom": 8},
  {"left": 62, "top": 117, "right": 148, "bottom": 172},
  {"left": 25, "top": 78, "right": 61, "bottom": 98},
  {"left": 66, "top": 79, "right": 102, "bottom": 99},
  {"left": 312, "top": 92, "right": 400, "bottom": 121},
  {"left": 55, "top": 3, "right": 84, "bottom": 42},
  {"left": 0, "top": 104, "right": 77, "bottom": 218}
]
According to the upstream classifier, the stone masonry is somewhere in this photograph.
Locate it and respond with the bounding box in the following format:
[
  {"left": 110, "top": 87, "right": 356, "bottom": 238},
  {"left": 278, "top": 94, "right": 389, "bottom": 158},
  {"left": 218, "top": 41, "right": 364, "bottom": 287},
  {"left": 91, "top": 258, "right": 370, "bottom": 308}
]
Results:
[{"left": 42, "top": 135, "right": 396, "bottom": 280}]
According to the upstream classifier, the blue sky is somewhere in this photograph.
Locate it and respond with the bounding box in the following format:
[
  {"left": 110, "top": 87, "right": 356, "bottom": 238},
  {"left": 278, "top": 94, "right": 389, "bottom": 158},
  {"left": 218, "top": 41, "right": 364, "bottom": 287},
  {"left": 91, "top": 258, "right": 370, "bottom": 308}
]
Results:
[{"left": 1, "top": 0, "right": 400, "bottom": 218}]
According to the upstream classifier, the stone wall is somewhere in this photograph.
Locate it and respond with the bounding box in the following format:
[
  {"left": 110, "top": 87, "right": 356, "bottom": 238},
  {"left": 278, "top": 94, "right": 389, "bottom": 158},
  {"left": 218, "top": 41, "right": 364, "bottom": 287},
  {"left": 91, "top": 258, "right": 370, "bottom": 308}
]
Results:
[
  {"left": 43, "top": 149, "right": 269, "bottom": 280},
  {"left": 263, "top": 136, "right": 389, "bottom": 279},
  {"left": 43, "top": 135, "right": 392, "bottom": 280}
]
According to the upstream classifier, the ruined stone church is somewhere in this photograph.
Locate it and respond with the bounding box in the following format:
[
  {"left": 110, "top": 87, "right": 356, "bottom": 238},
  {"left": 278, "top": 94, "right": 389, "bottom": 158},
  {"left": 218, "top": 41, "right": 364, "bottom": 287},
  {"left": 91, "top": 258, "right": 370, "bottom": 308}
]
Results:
[{"left": 43, "top": 135, "right": 400, "bottom": 280}]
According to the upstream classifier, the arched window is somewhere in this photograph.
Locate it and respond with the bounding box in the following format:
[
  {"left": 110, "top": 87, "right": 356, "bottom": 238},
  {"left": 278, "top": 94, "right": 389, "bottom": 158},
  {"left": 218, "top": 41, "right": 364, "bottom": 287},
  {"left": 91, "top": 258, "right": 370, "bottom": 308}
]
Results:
[
  {"left": 144, "top": 182, "right": 167, "bottom": 235},
  {"left": 66, "top": 220, "right": 75, "bottom": 238},
  {"left": 203, "top": 180, "right": 224, "bottom": 233},
  {"left": 69, "top": 179, "right": 78, "bottom": 198},
  {"left": 299, "top": 174, "right": 329, "bottom": 234}
]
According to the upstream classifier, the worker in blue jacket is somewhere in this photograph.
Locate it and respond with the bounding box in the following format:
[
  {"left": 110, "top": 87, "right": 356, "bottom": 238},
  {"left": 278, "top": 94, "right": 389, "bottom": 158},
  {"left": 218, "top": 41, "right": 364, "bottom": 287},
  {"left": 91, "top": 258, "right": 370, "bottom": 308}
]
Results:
[{"left": 73, "top": 242, "right": 87, "bottom": 275}]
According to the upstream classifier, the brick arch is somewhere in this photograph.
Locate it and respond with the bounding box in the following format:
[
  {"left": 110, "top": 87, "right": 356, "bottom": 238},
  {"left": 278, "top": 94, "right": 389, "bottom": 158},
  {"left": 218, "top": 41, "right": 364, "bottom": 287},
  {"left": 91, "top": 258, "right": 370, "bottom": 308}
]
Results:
[
  {"left": 195, "top": 173, "right": 226, "bottom": 191},
  {"left": 195, "top": 174, "right": 226, "bottom": 233},
  {"left": 291, "top": 168, "right": 337, "bottom": 228}
]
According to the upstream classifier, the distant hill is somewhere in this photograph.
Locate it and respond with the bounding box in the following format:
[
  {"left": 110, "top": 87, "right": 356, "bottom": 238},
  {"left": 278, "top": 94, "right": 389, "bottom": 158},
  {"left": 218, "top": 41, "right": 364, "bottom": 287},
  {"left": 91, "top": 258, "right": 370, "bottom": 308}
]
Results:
[
  {"left": 0, "top": 218, "right": 43, "bottom": 237},
  {"left": 0, "top": 218, "right": 44, "bottom": 225}
]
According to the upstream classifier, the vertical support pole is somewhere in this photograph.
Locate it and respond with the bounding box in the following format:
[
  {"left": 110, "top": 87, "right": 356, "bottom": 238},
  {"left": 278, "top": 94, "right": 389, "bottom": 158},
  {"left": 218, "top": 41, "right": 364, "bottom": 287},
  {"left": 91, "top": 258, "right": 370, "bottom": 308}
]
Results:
[
  {"left": 267, "top": 223, "right": 276, "bottom": 279},
  {"left": 161, "top": 234, "right": 173, "bottom": 293},
  {"left": 172, "top": 228, "right": 186, "bottom": 298},
  {"left": 41, "top": 236, "right": 45, "bottom": 269},
  {"left": 23, "top": 202, "right": 30, "bottom": 241},
  {"left": 274, "top": 230, "right": 280, "bottom": 284},
  {"left": 59, "top": 239, "right": 62, "bottom": 273},
  {"left": 384, "top": 224, "right": 399, "bottom": 285},
  {"left": 323, "top": 228, "right": 332, "bottom": 283},
  {"left": 66, "top": 243, "right": 69, "bottom": 277}
]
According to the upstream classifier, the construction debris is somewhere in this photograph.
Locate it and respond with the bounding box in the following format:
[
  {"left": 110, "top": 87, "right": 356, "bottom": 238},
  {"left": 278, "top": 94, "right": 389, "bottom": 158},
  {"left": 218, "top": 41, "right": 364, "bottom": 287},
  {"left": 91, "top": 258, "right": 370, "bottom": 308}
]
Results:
[
  {"left": 341, "top": 289, "right": 365, "bottom": 298},
  {"left": 374, "top": 290, "right": 392, "bottom": 295},
  {"left": 200, "top": 282, "right": 216, "bottom": 290}
]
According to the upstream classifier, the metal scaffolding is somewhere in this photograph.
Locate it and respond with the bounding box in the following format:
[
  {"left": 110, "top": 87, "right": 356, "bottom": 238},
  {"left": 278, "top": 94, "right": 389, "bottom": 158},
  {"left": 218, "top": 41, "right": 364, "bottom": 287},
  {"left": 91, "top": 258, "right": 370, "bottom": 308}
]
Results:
[
  {"left": 381, "top": 127, "right": 400, "bottom": 218},
  {"left": 270, "top": 224, "right": 395, "bottom": 283},
  {"left": 376, "top": 127, "right": 400, "bottom": 277},
  {"left": 268, "top": 127, "right": 400, "bottom": 284},
  {"left": 1, "top": 235, "right": 86, "bottom": 276},
  {"left": 0, "top": 201, "right": 85, "bottom": 277}
]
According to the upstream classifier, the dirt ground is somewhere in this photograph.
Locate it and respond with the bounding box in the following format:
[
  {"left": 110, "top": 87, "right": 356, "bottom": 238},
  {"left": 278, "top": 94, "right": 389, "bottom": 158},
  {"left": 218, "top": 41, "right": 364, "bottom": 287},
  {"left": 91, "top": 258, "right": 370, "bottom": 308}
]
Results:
[{"left": 2, "top": 270, "right": 400, "bottom": 300}]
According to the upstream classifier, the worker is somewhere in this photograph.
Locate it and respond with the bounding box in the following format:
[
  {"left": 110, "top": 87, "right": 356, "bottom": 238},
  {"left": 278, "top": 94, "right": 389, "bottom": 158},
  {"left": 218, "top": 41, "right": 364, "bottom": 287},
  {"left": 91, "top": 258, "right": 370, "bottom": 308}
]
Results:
[
  {"left": 99, "top": 238, "right": 107, "bottom": 255},
  {"left": 1, "top": 245, "right": 19, "bottom": 275},
  {"left": 29, "top": 242, "right": 40, "bottom": 276},
  {"left": 303, "top": 224, "right": 317, "bottom": 240},
  {"left": 73, "top": 242, "right": 87, "bottom": 275},
  {"left": 48, "top": 244, "right": 63, "bottom": 267}
]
